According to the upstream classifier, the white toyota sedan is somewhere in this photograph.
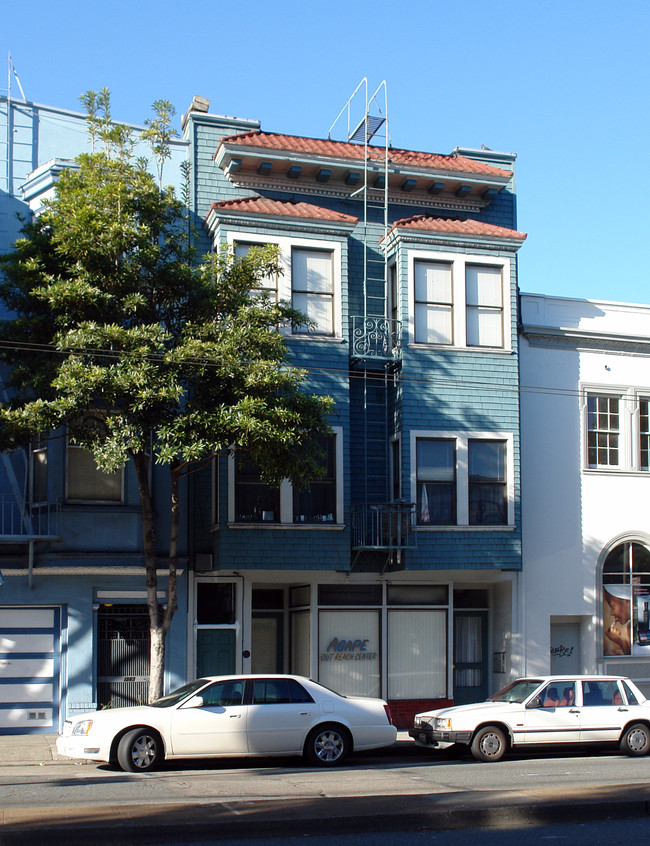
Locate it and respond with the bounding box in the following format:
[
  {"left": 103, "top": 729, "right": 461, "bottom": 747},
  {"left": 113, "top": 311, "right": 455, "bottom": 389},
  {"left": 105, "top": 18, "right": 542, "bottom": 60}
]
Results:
[
  {"left": 57, "top": 674, "right": 397, "bottom": 772},
  {"left": 410, "top": 675, "right": 650, "bottom": 762}
]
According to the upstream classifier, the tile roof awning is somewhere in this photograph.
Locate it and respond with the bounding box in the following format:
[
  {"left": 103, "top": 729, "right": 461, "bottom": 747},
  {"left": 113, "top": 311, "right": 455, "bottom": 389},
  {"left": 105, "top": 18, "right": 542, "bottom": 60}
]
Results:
[
  {"left": 205, "top": 196, "right": 359, "bottom": 234},
  {"left": 214, "top": 131, "right": 513, "bottom": 210},
  {"left": 382, "top": 214, "right": 527, "bottom": 249}
]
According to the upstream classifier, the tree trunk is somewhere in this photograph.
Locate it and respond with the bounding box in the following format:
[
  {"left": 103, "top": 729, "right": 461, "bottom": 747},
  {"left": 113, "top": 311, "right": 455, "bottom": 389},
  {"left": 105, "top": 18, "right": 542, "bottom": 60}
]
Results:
[
  {"left": 132, "top": 450, "right": 164, "bottom": 703},
  {"left": 133, "top": 451, "right": 182, "bottom": 704}
]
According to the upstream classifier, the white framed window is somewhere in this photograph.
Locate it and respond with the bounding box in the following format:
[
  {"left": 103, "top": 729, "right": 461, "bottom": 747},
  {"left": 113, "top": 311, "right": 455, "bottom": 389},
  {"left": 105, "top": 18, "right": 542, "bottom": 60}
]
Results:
[
  {"left": 407, "top": 250, "right": 511, "bottom": 351},
  {"left": 292, "top": 248, "right": 334, "bottom": 335},
  {"left": 226, "top": 233, "right": 342, "bottom": 338},
  {"left": 227, "top": 427, "right": 344, "bottom": 526},
  {"left": 233, "top": 241, "right": 278, "bottom": 301},
  {"left": 411, "top": 430, "right": 514, "bottom": 527},
  {"left": 583, "top": 388, "right": 650, "bottom": 473},
  {"left": 414, "top": 260, "right": 453, "bottom": 345},
  {"left": 466, "top": 264, "right": 503, "bottom": 348}
]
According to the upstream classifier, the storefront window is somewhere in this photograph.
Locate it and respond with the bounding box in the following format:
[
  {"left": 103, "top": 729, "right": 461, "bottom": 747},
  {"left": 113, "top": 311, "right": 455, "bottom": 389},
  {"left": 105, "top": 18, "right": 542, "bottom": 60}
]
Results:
[
  {"left": 387, "top": 610, "right": 447, "bottom": 699},
  {"left": 602, "top": 541, "right": 650, "bottom": 657},
  {"left": 318, "top": 610, "right": 380, "bottom": 697}
]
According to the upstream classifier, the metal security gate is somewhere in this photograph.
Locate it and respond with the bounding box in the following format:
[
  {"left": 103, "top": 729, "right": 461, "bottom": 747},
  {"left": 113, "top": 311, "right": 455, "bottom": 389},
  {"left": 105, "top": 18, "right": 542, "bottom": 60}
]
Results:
[{"left": 97, "top": 605, "right": 150, "bottom": 708}]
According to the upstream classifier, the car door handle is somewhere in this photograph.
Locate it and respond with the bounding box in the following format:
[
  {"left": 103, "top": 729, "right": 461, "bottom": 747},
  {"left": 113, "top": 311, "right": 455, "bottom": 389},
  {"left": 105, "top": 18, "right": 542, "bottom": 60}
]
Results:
[
  {"left": 569, "top": 709, "right": 580, "bottom": 713},
  {"left": 300, "top": 711, "right": 311, "bottom": 716},
  {"left": 230, "top": 714, "right": 241, "bottom": 718},
  {"left": 618, "top": 707, "right": 629, "bottom": 712}
]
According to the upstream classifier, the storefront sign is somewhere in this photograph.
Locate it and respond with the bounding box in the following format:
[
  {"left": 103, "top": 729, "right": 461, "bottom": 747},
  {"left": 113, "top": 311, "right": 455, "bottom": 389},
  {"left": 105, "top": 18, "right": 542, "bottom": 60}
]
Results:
[{"left": 320, "top": 637, "right": 378, "bottom": 662}]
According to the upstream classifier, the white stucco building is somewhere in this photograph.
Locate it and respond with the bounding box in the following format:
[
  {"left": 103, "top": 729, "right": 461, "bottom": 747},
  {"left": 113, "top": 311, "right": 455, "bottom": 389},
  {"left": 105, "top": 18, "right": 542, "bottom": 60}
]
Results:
[{"left": 520, "top": 293, "right": 650, "bottom": 694}]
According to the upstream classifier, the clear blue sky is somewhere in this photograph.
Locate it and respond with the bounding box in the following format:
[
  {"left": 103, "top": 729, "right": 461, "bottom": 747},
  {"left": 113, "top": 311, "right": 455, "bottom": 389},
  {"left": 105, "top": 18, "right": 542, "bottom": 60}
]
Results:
[{"left": 5, "top": 0, "right": 649, "bottom": 305}]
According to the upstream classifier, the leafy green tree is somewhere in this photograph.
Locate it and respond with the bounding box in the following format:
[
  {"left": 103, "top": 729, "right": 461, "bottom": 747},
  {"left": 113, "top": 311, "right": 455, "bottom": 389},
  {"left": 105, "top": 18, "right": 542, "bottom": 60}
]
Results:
[{"left": 0, "top": 92, "right": 333, "bottom": 701}]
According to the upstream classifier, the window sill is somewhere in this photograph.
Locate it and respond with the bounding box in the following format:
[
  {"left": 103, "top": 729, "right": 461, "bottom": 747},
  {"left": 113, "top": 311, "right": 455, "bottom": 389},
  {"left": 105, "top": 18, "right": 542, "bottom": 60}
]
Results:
[
  {"left": 227, "top": 522, "right": 345, "bottom": 530},
  {"left": 288, "top": 333, "right": 345, "bottom": 343},
  {"left": 583, "top": 468, "right": 650, "bottom": 477},
  {"left": 408, "top": 343, "right": 512, "bottom": 354},
  {"left": 414, "top": 525, "right": 517, "bottom": 532}
]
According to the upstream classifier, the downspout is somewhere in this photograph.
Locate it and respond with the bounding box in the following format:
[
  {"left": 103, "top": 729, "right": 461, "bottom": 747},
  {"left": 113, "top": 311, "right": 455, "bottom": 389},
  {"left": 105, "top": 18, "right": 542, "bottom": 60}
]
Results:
[{"left": 28, "top": 539, "right": 34, "bottom": 589}]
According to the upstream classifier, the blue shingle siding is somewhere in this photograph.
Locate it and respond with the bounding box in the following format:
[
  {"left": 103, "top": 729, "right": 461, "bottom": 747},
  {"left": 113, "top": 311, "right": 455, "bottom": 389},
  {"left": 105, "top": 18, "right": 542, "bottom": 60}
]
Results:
[{"left": 187, "top": 113, "right": 523, "bottom": 574}]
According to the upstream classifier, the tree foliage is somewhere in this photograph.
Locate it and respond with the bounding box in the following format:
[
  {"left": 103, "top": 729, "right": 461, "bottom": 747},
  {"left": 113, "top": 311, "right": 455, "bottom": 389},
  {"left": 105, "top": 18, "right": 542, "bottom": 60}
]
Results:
[{"left": 0, "top": 91, "right": 334, "bottom": 700}]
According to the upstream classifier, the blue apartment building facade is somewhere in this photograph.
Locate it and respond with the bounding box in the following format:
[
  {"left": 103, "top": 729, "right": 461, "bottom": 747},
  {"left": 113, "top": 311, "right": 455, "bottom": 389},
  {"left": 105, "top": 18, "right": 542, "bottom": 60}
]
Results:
[
  {"left": 181, "top": 94, "right": 525, "bottom": 728},
  {"left": 0, "top": 89, "right": 525, "bottom": 732}
]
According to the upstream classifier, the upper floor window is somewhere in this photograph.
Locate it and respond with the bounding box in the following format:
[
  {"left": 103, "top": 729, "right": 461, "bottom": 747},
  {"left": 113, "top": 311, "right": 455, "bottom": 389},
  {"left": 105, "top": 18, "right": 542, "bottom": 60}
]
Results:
[
  {"left": 291, "top": 248, "right": 334, "bottom": 335},
  {"left": 412, "top": 431, "right": 513, "bottom": 527},
  {"left": 234, "top": 242, "right": 278, "bottom": 301},
  {"left": 468, "top": 439, "right": 507, "bottom": 525},
  {"left": 407, "top": 251, "right": 510, "bottom": 351},
  {"left": 234, "top": 451, "right": 280, "bottom": 523},
  {"left": 414, "top": 261, "right": 453, "bottom": 345},
  {"left": 466, "top": 265, "right": 503, "bottom": 348},
  {"left": 416, "top": 438, "right": 456, "bottom": 525},
  {"left": 602, "top": 540, "right": 650, "bottom": 657},
  {"left": 227, "top": 429, "right": 342, "bottom": 526},
  {"left": 584, "top": 390, "right": 649, "bottom": 472},
  {"left": 66, "top": 415, "right": 122, "bottom": 503},
  {"left": 587, "top": 395, "right": 619, "bottom": 468},
  {"left": 29, "top": 435, "right": 48, "bottom": 504},
  {"left": 293, "top": 435, "right": 337, "bottom": 523}
]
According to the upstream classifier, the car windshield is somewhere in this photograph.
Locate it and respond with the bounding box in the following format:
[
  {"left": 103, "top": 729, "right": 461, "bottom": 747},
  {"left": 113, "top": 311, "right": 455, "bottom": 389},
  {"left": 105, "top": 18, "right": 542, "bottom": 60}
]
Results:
[
  {"left": 149, "top": 679, "right": 210, "bottom": 708},
  {"left": 488, "top": 679, "right": 543, "bottom": 703}
]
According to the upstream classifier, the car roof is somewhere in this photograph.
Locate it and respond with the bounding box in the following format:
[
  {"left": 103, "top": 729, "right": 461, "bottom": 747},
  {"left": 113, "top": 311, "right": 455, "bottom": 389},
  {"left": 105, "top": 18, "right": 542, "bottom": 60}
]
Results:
[{"left": 513, "top": 675, "right": 632, "bottom": 682}]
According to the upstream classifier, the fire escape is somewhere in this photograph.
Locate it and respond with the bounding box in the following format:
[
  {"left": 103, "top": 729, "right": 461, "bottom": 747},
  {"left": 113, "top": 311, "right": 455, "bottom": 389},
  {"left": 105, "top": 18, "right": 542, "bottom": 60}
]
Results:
[{"left": 329, "top": 80, "right": 416, "bottom": 569}]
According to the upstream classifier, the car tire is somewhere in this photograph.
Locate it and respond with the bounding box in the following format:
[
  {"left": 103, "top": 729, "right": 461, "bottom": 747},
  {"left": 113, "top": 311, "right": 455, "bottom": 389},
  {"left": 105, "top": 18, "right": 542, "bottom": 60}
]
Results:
[
  {"left": 470, "top": 725, "right": 507, "bottom": 762},
  {"left": 304, "top": 723, "right": 350, "bottom": 766},
  {"left": 117, "top": 728, "right": 164, "bottom": 773},
  {"left": 620, "top": 723, "right": 650, "bottom": 756}
]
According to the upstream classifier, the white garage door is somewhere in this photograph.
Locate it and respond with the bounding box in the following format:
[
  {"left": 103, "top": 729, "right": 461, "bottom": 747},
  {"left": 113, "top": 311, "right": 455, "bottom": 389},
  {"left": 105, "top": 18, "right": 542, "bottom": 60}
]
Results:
[{"left": 0, "top": 607, "right": 62, "bottom": 733}]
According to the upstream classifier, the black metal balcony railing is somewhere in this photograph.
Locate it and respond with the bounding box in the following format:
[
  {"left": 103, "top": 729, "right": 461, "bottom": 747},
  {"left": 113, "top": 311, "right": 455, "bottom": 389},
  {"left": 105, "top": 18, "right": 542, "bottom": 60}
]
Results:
[
  {"left": 350, "top": 316, "right": 402, "bottom": 360},
  {"left": 0, "top": 494, "right": 60, "bottom": 541},
  {"left": 351, "top": 502, "right": 416, "bottom": 551}
]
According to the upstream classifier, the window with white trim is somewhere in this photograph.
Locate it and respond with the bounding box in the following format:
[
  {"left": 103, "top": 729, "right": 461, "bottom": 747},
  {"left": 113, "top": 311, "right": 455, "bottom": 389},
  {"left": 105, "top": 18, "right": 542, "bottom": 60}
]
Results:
[
  {"left": 226, "top": 234, "right": 342, "bottom": 338},
  {"left": 584, "top": 389, "right": 650, "bottom": 472},
  {"left": 234, "top": 242, "right": 278, "bottom": 301},
  {"left": 407, "top": 250, "right": 511, "bottom": 351},
  {"left": 414, "top": 261, "right": 453, "bottom": 345},
  {"left": 291, "top": 248, "right": 334, "bottom": 335},
  {"left": 412, "top": 431, "right": 514, "bottom": 527},
  {"left": 466, "top": 265, "right": 503, "bottom": 348}
]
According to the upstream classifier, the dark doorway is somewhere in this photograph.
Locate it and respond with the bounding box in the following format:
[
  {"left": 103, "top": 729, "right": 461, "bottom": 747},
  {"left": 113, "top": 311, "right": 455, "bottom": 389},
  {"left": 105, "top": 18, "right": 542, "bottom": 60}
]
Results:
[{"left": 97, "top": 604, "right": 150, "bottom": 707}]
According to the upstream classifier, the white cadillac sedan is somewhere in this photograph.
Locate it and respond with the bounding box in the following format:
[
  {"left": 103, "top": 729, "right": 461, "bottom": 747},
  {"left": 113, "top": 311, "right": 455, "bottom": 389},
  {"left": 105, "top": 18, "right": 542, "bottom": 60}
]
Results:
[
  {"left": 410, "top": 675, "right": 650, "bottom": 762},
  {"left": 57, "top": 674, "right": 397, "bottom": 772}
]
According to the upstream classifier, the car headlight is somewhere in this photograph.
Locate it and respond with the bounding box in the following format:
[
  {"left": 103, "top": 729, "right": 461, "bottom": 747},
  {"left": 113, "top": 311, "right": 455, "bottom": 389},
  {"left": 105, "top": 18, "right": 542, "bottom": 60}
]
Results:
[
  {"left": 72, "top": 720, "right": 93, "bottom": 736},
  {"left": 435, "top": 717, "right": 452, "bottom": 731}
]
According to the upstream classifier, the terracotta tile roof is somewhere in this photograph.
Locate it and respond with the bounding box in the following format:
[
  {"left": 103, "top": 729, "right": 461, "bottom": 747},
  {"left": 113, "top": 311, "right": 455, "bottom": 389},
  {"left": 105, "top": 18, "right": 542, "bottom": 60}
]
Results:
[
  {"left": 384, "top": 214, "right": 527, "bottom": 241},
  {"left": 208, "top": 196, "right": 358, "bottom": 224},
  {"left": 218, "top": 131, "right": 511, "bottom": 179}
]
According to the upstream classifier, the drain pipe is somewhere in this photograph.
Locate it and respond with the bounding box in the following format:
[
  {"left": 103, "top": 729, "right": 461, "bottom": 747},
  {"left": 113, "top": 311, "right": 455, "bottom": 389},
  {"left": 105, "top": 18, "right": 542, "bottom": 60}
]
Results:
[{"left": 28, "top": 539, "right": 34, "bottom": 589}]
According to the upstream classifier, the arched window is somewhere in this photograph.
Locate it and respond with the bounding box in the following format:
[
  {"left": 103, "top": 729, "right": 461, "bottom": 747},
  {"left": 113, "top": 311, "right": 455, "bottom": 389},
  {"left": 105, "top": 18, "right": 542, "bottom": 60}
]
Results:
[{"left": 602, "top": 541, "right": 650, "bottom": 657}]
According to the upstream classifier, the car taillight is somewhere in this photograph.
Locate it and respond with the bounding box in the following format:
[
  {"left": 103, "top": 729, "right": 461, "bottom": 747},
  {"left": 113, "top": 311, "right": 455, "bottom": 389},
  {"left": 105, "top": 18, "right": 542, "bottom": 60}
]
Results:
[{"left": 383, "top": 703, "right": 394, "bottom": 725}]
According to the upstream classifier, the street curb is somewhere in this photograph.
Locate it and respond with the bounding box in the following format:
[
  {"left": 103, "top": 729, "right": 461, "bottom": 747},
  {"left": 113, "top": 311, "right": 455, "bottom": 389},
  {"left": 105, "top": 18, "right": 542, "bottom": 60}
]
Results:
[{"left": 2, "top": 786, "right": 650, "bottom": 845}]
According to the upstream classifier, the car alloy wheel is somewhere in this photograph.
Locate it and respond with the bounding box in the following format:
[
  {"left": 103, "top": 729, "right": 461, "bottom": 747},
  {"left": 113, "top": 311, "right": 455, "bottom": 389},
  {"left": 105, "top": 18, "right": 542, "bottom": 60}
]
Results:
[
  {"left": 117, "top": 728, "right": 163, "bottom": 772},
  {"left": 305, "top": 724, "right": 350, "bottom": 766}
]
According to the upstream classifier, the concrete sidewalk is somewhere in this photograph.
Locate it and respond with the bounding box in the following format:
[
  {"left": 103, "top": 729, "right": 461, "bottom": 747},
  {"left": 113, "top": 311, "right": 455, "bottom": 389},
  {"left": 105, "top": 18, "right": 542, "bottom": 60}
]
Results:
[
  {"left": 0, "top": 731, "right": 416, "bottom": 766},
  {"left": 0, "top": 734, "right": 70, "bottom": 766}
]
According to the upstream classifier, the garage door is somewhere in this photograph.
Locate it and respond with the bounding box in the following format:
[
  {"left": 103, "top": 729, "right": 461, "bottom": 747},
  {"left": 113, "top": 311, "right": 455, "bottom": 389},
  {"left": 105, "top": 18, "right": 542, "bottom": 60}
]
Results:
[{"left": 0, "top": 607, "right": 63, "bottom": 734}]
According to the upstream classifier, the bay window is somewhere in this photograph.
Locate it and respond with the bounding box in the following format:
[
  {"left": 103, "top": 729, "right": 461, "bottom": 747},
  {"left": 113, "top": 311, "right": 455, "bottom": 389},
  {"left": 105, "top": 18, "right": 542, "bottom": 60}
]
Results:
[
  {"left": 291, "top": 248, "right": 334, "bottom": 335},
  {"left": 466, "top": 264, "right": 503, "bottom": 348},
  {"left": 414, "top": 261, "right": 453, "bottom": 345}
]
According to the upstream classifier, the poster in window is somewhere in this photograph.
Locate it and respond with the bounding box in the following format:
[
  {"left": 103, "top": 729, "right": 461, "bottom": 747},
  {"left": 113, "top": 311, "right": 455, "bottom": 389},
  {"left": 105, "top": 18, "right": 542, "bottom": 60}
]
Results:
[{"left": 603, "top": 585, "right": 631, "bottom": 656}]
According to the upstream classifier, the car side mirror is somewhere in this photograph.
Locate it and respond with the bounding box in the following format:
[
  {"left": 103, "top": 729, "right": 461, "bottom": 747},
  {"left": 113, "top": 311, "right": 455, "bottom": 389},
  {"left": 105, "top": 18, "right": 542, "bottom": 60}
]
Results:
[
  {"left": 527, "top": 697, "right": 543, "bottom": 709},
  {"left": 182, "top": 695, "right": 204, "bottom": 709}
]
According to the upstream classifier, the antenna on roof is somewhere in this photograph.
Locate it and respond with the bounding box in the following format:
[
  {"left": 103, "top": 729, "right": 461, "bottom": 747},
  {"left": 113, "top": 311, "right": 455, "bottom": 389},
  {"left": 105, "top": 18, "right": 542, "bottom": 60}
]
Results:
[{"left": 7, "top": 53, "right": 26, "bottom": 101}]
